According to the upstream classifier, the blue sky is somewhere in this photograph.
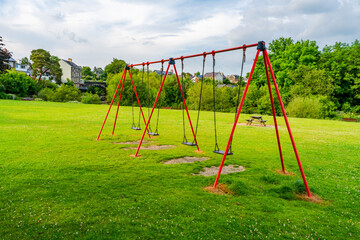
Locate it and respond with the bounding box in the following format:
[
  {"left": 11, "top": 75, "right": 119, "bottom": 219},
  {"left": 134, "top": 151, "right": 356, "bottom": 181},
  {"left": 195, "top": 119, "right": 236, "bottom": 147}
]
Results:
[{"left": 1, "top": 0, "right": 359, "bottom": 75}]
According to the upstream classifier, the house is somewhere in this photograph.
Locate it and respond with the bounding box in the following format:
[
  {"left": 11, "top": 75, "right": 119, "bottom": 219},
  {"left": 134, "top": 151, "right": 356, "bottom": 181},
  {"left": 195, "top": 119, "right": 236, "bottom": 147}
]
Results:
[
  {"left": 191, "top": 74, "right": 202, "bottom": 83},
  {"left": 203, "top": 72, "right": 226, "bottom": 82},
  {"left": 4, "top": 57, "right": 16, "bottom": 68},
  {"left": 227, "top": 74, "right": 239, "bottom": 84},
  {"left": 59, "top": 58, "right": 82, "bottom": 87},
  {"left": 15, "top": 60, "right": 32, "bottom": 76}
]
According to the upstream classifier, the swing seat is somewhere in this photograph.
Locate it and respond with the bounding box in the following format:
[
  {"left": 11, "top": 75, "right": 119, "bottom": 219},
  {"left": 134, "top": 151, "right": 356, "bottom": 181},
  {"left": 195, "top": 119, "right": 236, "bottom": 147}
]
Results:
[
  {"left": 182, "top": 142, "right": 197, "bottom": 146},
  {"left": 131, "top": 127, "right": 142, "bottom": 130},
  {"left": 147, "top": 132, "right": 159, "bottom": 136},
  {"left": 213, "top": 150, "right": 233, "bottom": 155}
]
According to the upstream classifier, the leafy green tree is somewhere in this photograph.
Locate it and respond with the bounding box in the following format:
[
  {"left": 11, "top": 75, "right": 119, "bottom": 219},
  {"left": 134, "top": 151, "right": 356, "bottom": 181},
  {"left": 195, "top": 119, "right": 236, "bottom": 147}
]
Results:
[
  {"left": 250, "top": 37, "right": 321, "bottom": 89},
  {"left": 30, "top": 49, "right": 62, "bottom": 83},
  {"left": 0, "top": 36, "right": 12, "bottom": 73},
  {"left": 82, "top": 66, "right": 94, "bottom": 77},
  {"left": 319, "top": 40, "right": 360, "bottom": 109},
  {"left": 21, "top": 57, "right": 29, "bottom": 65},
  {"left": 0, "top": 69, "right": 38, "bottom": 96},
  {"left": 104, "top": 58, "right": 127, "bottom": 75},
  {"left": 288, "top": 65, "right": 334, "bottom": 97}
]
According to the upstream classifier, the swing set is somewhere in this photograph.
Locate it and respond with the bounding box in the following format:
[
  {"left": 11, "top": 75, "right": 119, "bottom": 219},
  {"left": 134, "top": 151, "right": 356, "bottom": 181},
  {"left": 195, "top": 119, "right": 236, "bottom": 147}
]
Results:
[{"left": 96, "top": 41, "right": 312, "bottom": 198}]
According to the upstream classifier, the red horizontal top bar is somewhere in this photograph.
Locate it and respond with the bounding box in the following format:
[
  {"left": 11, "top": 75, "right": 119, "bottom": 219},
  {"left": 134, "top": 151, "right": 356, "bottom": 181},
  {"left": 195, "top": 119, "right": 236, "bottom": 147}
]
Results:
[{"left": 128, "top": 43, "right": 258, "bottom": 67}]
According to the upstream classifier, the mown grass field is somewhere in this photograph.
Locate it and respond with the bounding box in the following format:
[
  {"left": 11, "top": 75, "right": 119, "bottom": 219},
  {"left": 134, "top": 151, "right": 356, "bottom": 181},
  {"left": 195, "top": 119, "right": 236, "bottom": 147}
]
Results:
[{"left": 0, "top": 100, "right": 359, "bottom": 239}]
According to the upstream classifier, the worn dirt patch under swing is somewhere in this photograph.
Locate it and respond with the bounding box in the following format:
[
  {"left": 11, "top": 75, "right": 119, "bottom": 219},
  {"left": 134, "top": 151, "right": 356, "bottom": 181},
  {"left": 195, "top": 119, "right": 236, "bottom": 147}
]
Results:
[
  {"left": 297, "top": 194, "right": 324, "bottom": 204},
  {"left": 164, "top": 157, "right": 210, "bottom": 164},
  {"left": 275, "top": 169, "right": 295, "bottom": 176},
  {"left": 203, "top": 184, "right": 233, "bottom": 195},
  {"left": 124, "top": 145, "right": 176, "bottom": 150},
  {"left": 194, "top": 164, "right": 245, "bottom": 176},
  {"left": 112, "top": 140, "right": 148, "bottom": 145}
]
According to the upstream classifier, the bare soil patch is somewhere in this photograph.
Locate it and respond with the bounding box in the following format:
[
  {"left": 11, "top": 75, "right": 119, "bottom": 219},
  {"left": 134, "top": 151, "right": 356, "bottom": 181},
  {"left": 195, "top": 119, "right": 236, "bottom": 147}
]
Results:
[
  {"left": 297, "top": 194, "right": 324, "bottom": 204},
  {"left": 275, "top": 169, "right": 295, "bottom": 176},
  {"left": 124, "top": 145, "right": 176, "bottom": 150},
  {"left": 112, "top": 140, "right": 148, "bottom": 145},
  {"left": 164, "top": 157, "right": 209, "bottom": 164},
  {"left": 194, "top": 164, "right": 245, "bottom": 176},
  {"left": 236, "top": 123, "right": 278, "bottom": 128},
  {"left": 203, "top": 184, "right": 233, "bottom": 195}
]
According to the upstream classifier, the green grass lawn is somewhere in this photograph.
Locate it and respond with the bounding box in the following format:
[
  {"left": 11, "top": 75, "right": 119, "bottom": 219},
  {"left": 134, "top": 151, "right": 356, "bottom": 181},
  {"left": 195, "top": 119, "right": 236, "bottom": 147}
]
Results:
[{"left": 0, "top": 100, "right": 359, "bottom": 239}]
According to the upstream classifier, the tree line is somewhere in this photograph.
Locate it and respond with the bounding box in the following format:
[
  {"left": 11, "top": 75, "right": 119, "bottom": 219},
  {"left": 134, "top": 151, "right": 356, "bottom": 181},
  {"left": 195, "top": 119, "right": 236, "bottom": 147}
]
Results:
[
  {"left": 1, "top": 36, "right": 359, "bottom": 119},
  {"left": 105, "top": 37, "right": 360, "bottom": 120}
]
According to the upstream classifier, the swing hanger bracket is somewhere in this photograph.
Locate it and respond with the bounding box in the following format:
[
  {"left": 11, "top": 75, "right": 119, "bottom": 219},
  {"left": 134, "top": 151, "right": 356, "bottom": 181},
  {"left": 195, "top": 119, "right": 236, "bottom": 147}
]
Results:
[
  {"left": 125, "top": 65, "right": 131, "bottom": 70},
  {"left": 169, "top": 58, "right": 175, "bottom": 65},
  {"left": 257, "top": 41, "right": 266, "bottom": 51}
]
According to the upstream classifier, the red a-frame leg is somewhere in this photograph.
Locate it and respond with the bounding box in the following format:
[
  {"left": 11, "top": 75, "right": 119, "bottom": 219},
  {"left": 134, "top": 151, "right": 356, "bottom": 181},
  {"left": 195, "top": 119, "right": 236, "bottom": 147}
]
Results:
[
  {"left": 213, "top": 42, "right": 311, "bottom": 197},
  {"left": 134, "top": 59, "right": 200, "bottom": 157},
  {"left": 263, "top": 55, "right": 285, "bottom": 172},
  {"left": 112, "top": 72, "right": 126, "bottom": 135},
  {"left": 97, "top": 69, "right": 127, "bottom": 140},
  {"left": 263, "top": 49, "right": 311, "bottom": 197},
  {"left": 96, "top": 67, "right": 149, "bottom": 140}
]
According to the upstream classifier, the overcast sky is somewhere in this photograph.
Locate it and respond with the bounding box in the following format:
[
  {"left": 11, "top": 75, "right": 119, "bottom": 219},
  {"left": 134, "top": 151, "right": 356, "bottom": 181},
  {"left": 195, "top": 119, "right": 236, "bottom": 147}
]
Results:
[{"left": 1, "top": 0, "right": 359, "bottom": 75}]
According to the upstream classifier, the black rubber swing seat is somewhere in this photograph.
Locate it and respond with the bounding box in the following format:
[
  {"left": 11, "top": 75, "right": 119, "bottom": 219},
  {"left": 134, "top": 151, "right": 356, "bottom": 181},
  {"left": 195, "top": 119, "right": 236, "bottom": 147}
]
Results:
[
  {"left": 147, "top": 132, "right": 159, "bottom": 136},
  {"left": 131, "top": 127, "right": 142, "bottom": 130},
  {"left": 213, "top": 150, "right": 233, "bottom": 155},
  {"left": 182, "top": 142, "right": 197, "bottom": 146}
]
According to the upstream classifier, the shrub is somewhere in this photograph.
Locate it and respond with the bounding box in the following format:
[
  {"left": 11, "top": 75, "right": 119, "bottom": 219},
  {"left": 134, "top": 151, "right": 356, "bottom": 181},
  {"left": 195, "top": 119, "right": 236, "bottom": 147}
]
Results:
[
  {"left": 0, "top": 92, "right": 14, "bottom": 99},
  {"left": 38, "top": 88, "right": 55, "bottom": 101},
  {"left": 52, "top": 84, "right": 80, "bottom": 102},
  {"left": 0, "top": 69, "right": 38, "bottom": 97},
  {"left": 38, "top": 80, "right": 59, "bottom": 90},
  {"left": 286, "top": 96, "right": 321, "bottom": 119},
  {"left": 81, "top": 93, "right": 101, "bottom": 104},
  {"left": 318, "top": 96, "right": 337, "bottom": 119},
  {"left": 87, "top": 85, "right": 105, "bottom": 96},
  {"left": 286, "top": 96, "right": 337, "bottom": 119},
  {"left": 0, "top": 84, "right": 5, "bottom": 93}
]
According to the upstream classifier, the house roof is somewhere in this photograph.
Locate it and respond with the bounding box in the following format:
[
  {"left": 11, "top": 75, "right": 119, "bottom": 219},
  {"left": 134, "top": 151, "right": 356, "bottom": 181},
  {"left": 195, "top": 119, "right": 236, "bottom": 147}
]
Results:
[
  {"left": 62, "top": 59, "right": 81, "bottom": 69},
  {"left": 5, "top": 57, "right": 16, "bottom": 62},
  {"left": 204, "top": 72, "right": 225, "bottom": 78}
]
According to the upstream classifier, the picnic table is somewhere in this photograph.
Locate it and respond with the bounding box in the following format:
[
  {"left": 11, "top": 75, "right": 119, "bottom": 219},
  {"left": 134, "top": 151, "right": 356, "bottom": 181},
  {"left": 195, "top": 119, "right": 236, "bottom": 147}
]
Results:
[{"left": 246, "top": 116, "right": 267, "bottom": 126}]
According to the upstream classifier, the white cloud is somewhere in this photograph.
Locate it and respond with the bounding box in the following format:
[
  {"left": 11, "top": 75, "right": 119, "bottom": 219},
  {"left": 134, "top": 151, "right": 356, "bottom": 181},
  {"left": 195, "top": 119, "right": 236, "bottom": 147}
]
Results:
[{"left": 1, "top": 0, "right": 359, "bottom": 74}]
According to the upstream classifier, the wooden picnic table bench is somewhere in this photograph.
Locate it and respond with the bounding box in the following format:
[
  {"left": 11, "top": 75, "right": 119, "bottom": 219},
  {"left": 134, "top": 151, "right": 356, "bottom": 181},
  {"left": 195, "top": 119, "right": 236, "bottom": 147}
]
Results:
[{"left": 246, "top": 115, "right": 267, "bottom": 126}]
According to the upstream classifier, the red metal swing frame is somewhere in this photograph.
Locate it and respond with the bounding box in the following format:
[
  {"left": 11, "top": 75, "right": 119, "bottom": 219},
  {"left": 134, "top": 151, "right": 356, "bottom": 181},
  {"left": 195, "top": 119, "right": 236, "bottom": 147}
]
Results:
[
  {"left": 97, "top": 41, "right": 311, "bottom": 197},
  {"left": 96, "top": 66, "right": 150, "bottom": 140}
]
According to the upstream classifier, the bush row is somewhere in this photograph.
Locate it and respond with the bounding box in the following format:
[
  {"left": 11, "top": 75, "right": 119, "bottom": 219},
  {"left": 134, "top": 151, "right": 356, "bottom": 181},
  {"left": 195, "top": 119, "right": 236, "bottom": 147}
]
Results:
[{"left": 0, "top": 70, "right": 101, "bottom": 104}]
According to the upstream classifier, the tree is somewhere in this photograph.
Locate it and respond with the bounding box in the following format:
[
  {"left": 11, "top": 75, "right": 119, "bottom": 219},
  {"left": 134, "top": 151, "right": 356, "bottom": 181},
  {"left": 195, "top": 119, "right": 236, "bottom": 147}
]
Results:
[
  {"left": 0, "top": 69, "right": 38, "bottom": 97},
  {"left": 30, "top": 49, "right": 62, "bottom": 83},
  {"left": 104, "top": 58, "right": 127, "bottom": 75},
  {"left": 319, "top": 40, "right": 360, "bottom": 109},
  {"left": 82, "top": 66, "right": 93, "bottom": 77},
  {"left": 223, "top": 78, "right": 231, "bottom": 84},
  {"left": 0, "top": 36, "right": 12, "bottom": 73},
  {"left": 21, "top": 57, "right": 29, "bottom": 65}
]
